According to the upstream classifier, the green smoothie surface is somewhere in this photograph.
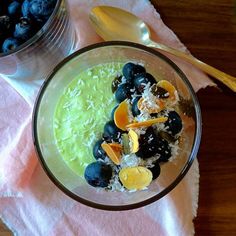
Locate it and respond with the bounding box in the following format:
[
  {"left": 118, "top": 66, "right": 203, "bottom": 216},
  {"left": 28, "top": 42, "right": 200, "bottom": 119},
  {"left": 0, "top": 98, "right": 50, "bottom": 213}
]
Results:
[{"left": 53, "top": 62, "right": 123, "bottom": 177}]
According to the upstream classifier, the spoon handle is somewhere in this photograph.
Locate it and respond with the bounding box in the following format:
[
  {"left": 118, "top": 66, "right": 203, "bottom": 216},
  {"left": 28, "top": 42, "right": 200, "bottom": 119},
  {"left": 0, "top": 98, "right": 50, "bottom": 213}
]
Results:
[{"left": 148, "top": 40, "right": 236, "bottom": 92}]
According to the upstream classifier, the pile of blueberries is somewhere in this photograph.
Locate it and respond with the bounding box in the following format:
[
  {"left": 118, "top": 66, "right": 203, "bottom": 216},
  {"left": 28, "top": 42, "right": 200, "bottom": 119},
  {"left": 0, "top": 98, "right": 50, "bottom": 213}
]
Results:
[
  {"left": 85, "top": 62, "right": 183, "bottom": 188},
  {"left": 0, "top": 0, "right": 57, "bottom": 54}
]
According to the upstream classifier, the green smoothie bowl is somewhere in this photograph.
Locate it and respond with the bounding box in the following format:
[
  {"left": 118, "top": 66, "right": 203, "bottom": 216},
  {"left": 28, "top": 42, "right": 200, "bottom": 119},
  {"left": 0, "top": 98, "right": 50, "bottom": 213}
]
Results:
[{"left": 33, "top": 41, "right": 201, "bottom": 210}]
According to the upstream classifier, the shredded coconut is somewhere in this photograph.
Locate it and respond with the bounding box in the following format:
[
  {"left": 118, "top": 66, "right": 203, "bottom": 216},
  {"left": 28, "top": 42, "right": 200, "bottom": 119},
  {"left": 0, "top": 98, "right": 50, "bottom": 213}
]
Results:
[{"left": 120, "top": 153, "right": 141, "bottom": 168}]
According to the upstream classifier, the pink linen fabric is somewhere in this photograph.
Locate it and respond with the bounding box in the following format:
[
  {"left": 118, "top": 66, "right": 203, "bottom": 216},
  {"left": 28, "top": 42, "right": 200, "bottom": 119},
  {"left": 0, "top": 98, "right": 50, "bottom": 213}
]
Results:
[{"left": 0, "top": 0, "right": 214, "bottom": 235}]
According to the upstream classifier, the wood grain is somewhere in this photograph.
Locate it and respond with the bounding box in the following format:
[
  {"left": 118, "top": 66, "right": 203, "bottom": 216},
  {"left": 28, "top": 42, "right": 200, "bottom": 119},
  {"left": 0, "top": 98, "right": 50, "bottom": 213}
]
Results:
[
  {"left": 151, "top": 0, "right": 236, "bottom": 235},
  {"left": 0, "top": 221, "right": 12, "bottom": 236},
  {"left": 1, "top": 0, "right": 236, "bottom": 235}
]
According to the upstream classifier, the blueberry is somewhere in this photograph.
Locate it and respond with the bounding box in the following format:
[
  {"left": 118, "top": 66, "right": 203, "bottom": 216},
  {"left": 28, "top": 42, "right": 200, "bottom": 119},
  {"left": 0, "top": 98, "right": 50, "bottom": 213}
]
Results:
[
  {"left": 2, "top": 37, "right": 21, "bottom": 53},
  {"left": 0, "top": 39, "right": 4, "bottom": 53},
  {"left": 136, "top": 127, "right": 159, "bottom": 159},
  {"left": 0, "top": 5, "right": 3, "bottom": 15},
  {"left": 29, "top": 0, "right": 57, "bottom": 22},
  {"left": 134, "top": 72, "right": 157, "bottom": 93},
  {"left": 0, "top": 16, "right": 14, "bottom": 37},
  {"left": 84, "top": 161, "right": 112, "bottom": 188},
  {"left": 156, "top": 136, "right": 172, "bottom": 162},
  {"left": 151, "top": 85, "right": 169, "bottom": 99},
  {"left": 111, "top": 105, "right": 118, "bottom": 120},
  {"left": 164, "top": 111, "right": 183, "bottom": 136},
  {"left": 93, "top": 139, "right": 106, "bottom": 160},
  {"left": 22, "top": 0, "right": 31, "bottom": 17},
  {"left": 2, "top": 1, "right": 12, "bottom": 12},
  {"left": 8, "top": 1, "right": 22, "bottom": 18},
  {"left": 131, "top": 97, "right": 141, "bottom": 116},
  {"left": 14, "top": 17, "right": 36, "bottom": 41},
  {"left": 0, "top": 38, "right": 4, "bottom": 53},
  {"left": 136, "top": 127, "right": 172, "bottom": 161},
  {"left": 150, "top": 113, "right": 158, "bottom": 118},
  {"left": 148, "top": 161, "right": 161, "bottom": 180},
  {"left": 111, "top": 75, "right": 122, "bottom": 93},
  {"left": 103, "top": 120, "right": 123, "bottom": 142},
  {"left": 122, "top": 62, "right": 146, "bottom": 83},
  {"left": 115, "top": 83, "right": 133, "bottom": 103}
]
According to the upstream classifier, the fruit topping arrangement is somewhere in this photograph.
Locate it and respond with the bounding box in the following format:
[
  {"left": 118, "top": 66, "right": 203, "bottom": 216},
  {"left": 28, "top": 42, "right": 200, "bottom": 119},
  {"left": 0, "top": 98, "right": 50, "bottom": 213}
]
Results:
[
  {"left": 0, "top": 0, "right": 57, "bottom": 54},
  {"left": 84, "top": 62, "right": 183, "bottom": 191}
]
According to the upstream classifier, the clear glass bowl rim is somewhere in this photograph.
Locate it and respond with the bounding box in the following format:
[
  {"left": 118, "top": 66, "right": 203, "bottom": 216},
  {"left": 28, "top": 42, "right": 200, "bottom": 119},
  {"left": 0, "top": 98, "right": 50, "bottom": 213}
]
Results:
[
  {"left": 0, "top": 0, "right": 63, "bottom": 57},
  {"left": 32, "top": 41, "right": 202, "bottom": 211}
]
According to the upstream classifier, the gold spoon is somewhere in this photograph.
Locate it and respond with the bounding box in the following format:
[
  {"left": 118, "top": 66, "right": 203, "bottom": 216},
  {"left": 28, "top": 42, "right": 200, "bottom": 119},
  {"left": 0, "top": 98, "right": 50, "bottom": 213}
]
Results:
[{"left": 89, "top": 6, "right": 236, "bottom": 92}]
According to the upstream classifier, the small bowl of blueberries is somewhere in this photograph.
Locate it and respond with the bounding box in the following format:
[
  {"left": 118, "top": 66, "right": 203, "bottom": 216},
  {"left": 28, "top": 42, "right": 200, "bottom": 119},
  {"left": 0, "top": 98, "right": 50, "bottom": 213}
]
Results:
[
  {"left": 0, "top": 0, "right": 75, "bottom": 85},
  {"left": 33, "top": 41, "right": 202, "bottom": 210}
]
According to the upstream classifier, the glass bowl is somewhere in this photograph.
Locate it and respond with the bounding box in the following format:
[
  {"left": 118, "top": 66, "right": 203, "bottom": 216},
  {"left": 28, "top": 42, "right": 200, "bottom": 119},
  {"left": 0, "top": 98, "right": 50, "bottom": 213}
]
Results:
[
  {"left": 33, "top": 41, "right": 201, "bottom": 210},
  {"left": 0, "top": 0, "right": 75, "bottom": 91}
]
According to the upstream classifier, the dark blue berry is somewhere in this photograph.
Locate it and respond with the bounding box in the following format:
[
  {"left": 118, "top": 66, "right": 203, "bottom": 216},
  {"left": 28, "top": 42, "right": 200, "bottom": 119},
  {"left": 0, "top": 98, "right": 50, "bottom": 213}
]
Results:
[
  {"left": 131, "top": 97, "right": 141, "bottom": 116},
  {"left": 93, "top": 139, "right": 106, "bottom": 160},
  {"left": 0, "top": 5, "right": 3, "bottom": 15},
  {"left": 29, "top": 0, "right": 57, "bottom": 22},
  {"left": 156, "top": 136, "right": 172, "bottom": 162},
  {"left": 136, "top": 127, "right": 159, "bottom": 159},
  {"left": 103, "top": 120, "right": 122, "bottom": 142},
  {"left": 111, "top": 75, "right": 122, "bottom": 93},
  {"left": 14, "top": 17, "right": 35, "bottom": 41},
  {"left": 84, "top": 161, "right": 112, "bottom": 188},
  {"left": 8, "top": 1, "right": 22, "bottom": 18},
  {"left": 0, "top": 16, "right": 14, "bottom": 37},
  {"left": 22, "top": 0, "right": 31, "bottom": 18},
  {"left": 111, "top": 105, "right": 118, "bottom": 120},
  {"left": 2, "top": 0, "right": 13, "bottom": 12},
  {"left": 115, "top": 83, "right": 133, "bottom": 103},
  {"left": 134, "top": 72, "right": 156, "bottom": 93},
  {"left": 151, "top": 85, "right": 169, "bottom": 98},
  {"left": 0, "top": 39, "right": 4, "bottom": 53},
  {"left": 164, "top": 111, "right": 183, "bottom": 136},
  {"left": 2, "top": 37, "right": 21, "bottom": 53},
  {"left": 122, "top": 62, "right": 145, "bottom": 83},
  {"left": 136, "top": 127, "right": 172, "bottom": 161},
  {"left": 148, "top": 161, "right": 161, "bottom": 180}
]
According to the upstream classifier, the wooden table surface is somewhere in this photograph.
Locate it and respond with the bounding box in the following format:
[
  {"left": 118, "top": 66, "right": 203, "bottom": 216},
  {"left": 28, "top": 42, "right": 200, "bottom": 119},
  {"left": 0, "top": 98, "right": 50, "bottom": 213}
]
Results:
[
  {"left": 153, "top": 1, "right": 236, "bottom": 235},
  {"left": 1, "top": 0, "right": 236, "bottom": 235}
]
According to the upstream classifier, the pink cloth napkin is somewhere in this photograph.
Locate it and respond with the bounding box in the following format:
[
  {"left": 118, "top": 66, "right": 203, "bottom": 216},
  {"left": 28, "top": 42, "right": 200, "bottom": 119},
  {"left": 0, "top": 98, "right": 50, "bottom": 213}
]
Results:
[{"left": 0, "top": 0, "right": 214, "bottom": 235}]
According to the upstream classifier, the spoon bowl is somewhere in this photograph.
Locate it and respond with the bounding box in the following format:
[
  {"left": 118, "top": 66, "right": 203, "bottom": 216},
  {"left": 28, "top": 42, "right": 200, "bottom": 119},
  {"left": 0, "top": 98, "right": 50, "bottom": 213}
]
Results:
[
  {"left": 89, "top": 6, "right": 151, "bottom": 45},
  {"left": 90, "top": 6, "right": 236, "bottom": 92}
]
